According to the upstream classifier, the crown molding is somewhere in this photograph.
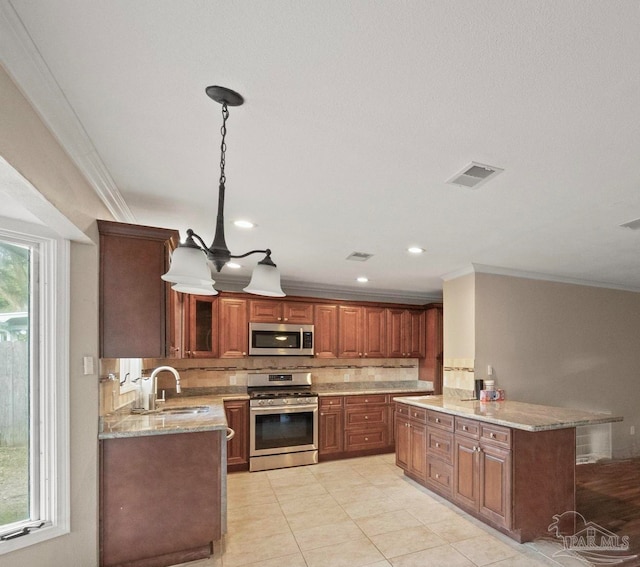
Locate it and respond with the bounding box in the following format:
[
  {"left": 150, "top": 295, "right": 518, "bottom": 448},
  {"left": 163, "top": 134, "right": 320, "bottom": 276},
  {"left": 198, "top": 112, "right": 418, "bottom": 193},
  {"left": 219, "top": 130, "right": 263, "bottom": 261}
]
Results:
[
  {"left": 0, "top": 1, "right": 134, "bottom": 223},
  {"left": 472, "top": 263, "right": 640, "bottom": 293},
  {"left": 213, "top": 273, "right": 442, "bottom": 305}
]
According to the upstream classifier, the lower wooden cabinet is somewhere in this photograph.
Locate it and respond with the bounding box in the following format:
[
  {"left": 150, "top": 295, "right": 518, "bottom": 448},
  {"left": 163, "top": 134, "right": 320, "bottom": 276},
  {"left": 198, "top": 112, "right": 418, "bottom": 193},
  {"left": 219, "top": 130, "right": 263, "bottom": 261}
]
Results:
[
  {"left": 318, "top": 392, "right": 429, "bottom": 461},
  {"left": 100, "top": 431, "right": 223, "bottom": 567},
  {"left": 395, "top": 401, "right": 576, "bottom": 543},
  {"left": 319, "top": 396, "right": 344, "bottom": 456},
  {"left": 224, "top": 399, "right": 249, "bottom": 472},
  {"left": 395, "top": 408, "right": 427, "bottom": 482}
]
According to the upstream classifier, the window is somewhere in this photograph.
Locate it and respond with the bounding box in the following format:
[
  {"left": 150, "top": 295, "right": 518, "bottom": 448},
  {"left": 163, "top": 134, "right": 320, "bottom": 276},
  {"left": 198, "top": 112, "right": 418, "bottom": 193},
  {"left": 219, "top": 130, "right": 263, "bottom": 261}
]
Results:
[{"left": 0, "top": 220, "right": 70, "bottom": 553}]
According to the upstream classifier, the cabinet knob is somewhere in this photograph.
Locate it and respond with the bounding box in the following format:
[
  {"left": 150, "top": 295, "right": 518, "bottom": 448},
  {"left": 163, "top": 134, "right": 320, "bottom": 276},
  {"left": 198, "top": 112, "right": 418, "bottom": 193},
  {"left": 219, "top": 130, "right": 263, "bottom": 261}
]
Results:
[
  {"left": 359, "top": 353, "right": 363, "bottom": 357},
  {"left": 277, "top": 317, "right": 282, "bottom": 321},
  {"left": 284, "top": 318, "right": 288, "bottom": 321},
  {"left": 365, "top": 399, "right": 368, "bottom": 402},
  {"left": 490, "top": 432, "right": 496, "bottom": 439},
  {"left": 242, "top": 352, "right": 247, "bottom": 356},
  {"left": 365, "top": 437, "right": 369, "bottom": 441},
  {"left": 435, "top": 473, "right": 440, "bottom": 479},
  {"left": 364, "top": 416, "right": 368, "bottom": 420},
  {"left": 435, "top": 442, "right": 440, "bottom": 448},
  {"left": 364, "top": 353, "right": 368, "bottom": 357},
  {"left": 435, "top": 418, "right": 440, "bottom": 423},
  {"left": 316, "top": 352, "right": 319, "bottom": 355},
  {"left": 462, "top": 425, "right": 468, "bottom": 431}
]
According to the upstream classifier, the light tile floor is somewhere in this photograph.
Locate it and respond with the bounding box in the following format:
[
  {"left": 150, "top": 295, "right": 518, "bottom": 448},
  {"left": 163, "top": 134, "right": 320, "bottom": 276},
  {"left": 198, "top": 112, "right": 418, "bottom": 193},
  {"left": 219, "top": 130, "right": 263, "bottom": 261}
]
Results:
[{"left": 176, "top": 454, "right": 579, "bottom": 567}]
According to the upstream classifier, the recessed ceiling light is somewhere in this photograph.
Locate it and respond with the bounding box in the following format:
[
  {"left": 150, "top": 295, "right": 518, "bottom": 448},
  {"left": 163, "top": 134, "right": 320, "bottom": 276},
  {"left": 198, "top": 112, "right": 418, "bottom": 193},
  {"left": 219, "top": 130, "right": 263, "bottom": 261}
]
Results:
[
  {"left": 234, "top": 220, "right": 255, "bottom": 229},
  {"left": 407, "top": 247, "right": 424, "bottom": 254},
  {"left": 226, "top": 262, "right": 242, "bottom": 269},
  {"left": 356, "top": 276, "right": 369, "bottom": 283}
]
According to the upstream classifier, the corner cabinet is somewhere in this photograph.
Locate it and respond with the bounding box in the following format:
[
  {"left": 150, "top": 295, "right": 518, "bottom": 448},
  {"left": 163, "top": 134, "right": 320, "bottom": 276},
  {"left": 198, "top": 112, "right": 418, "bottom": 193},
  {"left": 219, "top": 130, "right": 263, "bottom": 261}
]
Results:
[
  {"left": 394, "top": 401, "right": 576, "bottom": 543},
  {"left": 98, "top": 220, "right": 179, "bottom": 358}
]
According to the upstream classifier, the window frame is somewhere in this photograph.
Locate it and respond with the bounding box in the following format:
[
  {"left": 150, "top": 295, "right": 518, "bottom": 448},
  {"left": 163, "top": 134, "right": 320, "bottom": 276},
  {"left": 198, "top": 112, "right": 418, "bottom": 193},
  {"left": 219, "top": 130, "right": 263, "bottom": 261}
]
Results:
[{"left": 0, "top": 219, "right": 70, "bottom": 554}]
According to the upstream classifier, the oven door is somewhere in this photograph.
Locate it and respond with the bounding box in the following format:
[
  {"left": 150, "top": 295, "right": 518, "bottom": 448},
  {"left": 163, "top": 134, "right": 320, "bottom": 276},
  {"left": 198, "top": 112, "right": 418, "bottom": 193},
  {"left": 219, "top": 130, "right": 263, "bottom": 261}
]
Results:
[{"left": 250, "top": 404, "right": 318, "bottom": 457}]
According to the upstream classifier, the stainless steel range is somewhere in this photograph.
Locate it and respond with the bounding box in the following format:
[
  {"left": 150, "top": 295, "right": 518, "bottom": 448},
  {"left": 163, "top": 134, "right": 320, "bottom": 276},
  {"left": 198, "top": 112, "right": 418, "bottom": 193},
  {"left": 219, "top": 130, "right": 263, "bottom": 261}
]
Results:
[{"left": 248, "top": 372, "right": 318, "bottom": 472}]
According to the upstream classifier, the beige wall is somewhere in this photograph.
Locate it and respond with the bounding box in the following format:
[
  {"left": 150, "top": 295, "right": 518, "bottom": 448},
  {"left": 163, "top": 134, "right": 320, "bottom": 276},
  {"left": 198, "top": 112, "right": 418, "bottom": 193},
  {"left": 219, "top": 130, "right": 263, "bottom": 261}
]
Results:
[
  {"left": 474, "top": 273, "right": 640, "bottom": 458},
  {"left": 0, "top": 65, "right": 112, "bottom": 567},
  {"left": 442, "top": 272, "right": 476, "bottom": 392}
]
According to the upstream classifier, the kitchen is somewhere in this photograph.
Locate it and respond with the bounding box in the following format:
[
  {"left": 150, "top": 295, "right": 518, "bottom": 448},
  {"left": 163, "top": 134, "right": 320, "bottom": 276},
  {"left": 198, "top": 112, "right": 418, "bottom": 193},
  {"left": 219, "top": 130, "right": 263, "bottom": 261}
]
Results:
[{"left": 1, "top": 2, "right": 640, "bottom": 567}]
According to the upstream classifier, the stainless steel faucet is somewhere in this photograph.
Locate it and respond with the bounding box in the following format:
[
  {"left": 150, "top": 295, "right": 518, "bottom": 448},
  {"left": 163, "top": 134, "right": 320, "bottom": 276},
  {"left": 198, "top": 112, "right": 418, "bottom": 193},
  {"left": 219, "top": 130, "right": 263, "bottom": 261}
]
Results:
[{"left": 147, "top": 366, "right": 181, "bottom": 410}]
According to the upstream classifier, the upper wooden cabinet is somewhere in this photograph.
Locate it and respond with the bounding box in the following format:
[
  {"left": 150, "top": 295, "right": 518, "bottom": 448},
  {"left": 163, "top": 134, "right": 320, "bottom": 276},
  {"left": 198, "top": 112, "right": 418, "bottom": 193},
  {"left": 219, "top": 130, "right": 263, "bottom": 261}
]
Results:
[
  {"left": 387, "top": 308, "right": 426, "bottom": 358},
  {"left": 338, "top": 306, "right": 387, "bottom": 358},
  {"left": 314, "top": 304, "right": 338, "bottom": 358},
  {"left": 248, "top": 299, "right": 314, "bottom": 324},
  {"left": 219, "top": 297, "right": 248, "bottom": 357},
  {"left": 419, "top": 304, "right": 443, "bottom": 390},
  {"left": 98, "top": 220, "right": 179, "bottom": 358}
]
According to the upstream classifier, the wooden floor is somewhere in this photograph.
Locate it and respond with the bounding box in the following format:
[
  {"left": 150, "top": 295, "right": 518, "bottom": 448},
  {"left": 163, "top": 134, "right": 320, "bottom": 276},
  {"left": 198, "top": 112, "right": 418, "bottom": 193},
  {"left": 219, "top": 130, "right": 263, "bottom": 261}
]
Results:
[{"left": 576, "top": 458, "right": 640, "bottom": 561}]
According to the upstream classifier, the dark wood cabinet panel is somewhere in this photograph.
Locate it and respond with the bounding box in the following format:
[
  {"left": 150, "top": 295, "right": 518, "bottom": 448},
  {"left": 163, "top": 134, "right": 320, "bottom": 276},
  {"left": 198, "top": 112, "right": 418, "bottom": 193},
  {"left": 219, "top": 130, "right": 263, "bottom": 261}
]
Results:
[
  {"left": 314, "top": 304, "right": 338, "bottom": 358},
  {"left": 395, "top": 411, "right": 426, "bottom": 482},
  {"left": 283, "top": 302, "right": 314, "bottom": 324},
  {"left": 453, "top": 436, "right": 480, "bottom": 510},
  {"left": 219, "top": 298, "right": 248, "bottom": 357},
  {"left": 98, "top": 220, "right": 179, "bottom": 358},
  {"left": 479, "top": 443, "right": 511, "bottom": 529},
  {"left": 319, "top": 409, "right": 344, "bottom": 455},
  {"left": 224, "top": 400, "right": 249, "bottom": 471},
  {"left": 100, "top": 431, "right": 222, "bottom": 567},
  {"left": 338, "top": 306, "right": 363, "bottom": 357},
  {"left": 363, "top": 307, "right": 387, "bottom": 358}
]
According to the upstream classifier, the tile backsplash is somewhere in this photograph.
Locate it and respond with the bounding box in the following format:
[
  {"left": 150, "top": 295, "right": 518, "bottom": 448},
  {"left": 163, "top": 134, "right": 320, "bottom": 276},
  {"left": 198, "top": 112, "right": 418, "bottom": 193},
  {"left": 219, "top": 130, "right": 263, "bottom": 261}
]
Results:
[
  {"left": 99, "top": 356, "right": 423, "bottom": 415},
  {"left": 443, "top": 358, "right": 475, "bottom": 398}
]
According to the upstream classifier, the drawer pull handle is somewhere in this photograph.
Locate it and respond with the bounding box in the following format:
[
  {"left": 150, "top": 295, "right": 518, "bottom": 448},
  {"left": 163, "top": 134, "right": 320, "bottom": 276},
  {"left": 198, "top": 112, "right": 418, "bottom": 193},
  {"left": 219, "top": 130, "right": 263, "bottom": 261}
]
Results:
[{"left": 226, "top": 427, "right": 235, "bottom": 441}]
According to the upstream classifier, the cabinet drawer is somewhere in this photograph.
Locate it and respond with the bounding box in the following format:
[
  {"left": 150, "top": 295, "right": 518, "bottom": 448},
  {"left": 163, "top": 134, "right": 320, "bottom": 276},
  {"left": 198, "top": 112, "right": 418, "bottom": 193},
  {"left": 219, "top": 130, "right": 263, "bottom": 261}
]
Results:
[
  {"left": 427, "top": 410, "right": 454, "bottom": 431},
  {"left": 455, "top": 417, "right": 480, "bottom": 438},
  {"left": 405, "top": 406, "right": 427, "bottom": 423},
  {"left": 427, "top": 429, "right": 453, "bottom": 463},
  {"left": 320, "top": 396, "right": 343, "bottom": 409},
  {"left": 426, "top": 457, "right": 453, "bottom": 496},
  {"left": 345, "top": 394, "right": 387, "bottom": 406},
  {"left": 345, "top": 405, "right": 387, "bottom": 428},
  {"left": 480, "top": 423, "right": 511, "bottom": 448},
  {"left": 345, "top": 428, "right": 387, "bottom": 451}
]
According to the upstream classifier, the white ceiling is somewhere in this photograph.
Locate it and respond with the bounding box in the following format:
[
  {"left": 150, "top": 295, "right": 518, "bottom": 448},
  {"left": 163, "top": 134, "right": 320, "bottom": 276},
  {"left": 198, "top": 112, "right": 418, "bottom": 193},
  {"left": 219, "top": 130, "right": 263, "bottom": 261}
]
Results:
[{"left": 2, "top": 0, "right": 640, "bottom": 301}]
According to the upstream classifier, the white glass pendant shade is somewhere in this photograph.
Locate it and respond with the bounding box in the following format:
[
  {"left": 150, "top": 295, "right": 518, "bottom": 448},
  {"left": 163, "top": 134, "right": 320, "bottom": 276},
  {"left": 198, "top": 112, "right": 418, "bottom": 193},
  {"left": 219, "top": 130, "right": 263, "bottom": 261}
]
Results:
[
  {"left": 243, "top": 262, "right": 285, "bottom": 297},
  {"left": 162, "top": 246, "right": 215, "bottom": 286},
  {"left": 171, "top": 282, "right": 218, "bottom": 296}
]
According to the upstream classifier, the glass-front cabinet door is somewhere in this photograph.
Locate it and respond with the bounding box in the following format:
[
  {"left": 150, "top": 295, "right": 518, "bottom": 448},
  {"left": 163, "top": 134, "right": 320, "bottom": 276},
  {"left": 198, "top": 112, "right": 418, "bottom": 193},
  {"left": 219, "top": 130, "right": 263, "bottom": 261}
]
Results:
[{"left": 186, "top": 295, "right": 219, "bottom": 357}]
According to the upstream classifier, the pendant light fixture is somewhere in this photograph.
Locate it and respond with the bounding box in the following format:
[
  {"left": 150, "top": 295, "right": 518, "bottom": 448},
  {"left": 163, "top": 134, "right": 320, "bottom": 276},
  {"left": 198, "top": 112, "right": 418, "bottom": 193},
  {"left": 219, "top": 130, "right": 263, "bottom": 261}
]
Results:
[{"left": 162, "top": 86, "right": 285, "bottom": 297}]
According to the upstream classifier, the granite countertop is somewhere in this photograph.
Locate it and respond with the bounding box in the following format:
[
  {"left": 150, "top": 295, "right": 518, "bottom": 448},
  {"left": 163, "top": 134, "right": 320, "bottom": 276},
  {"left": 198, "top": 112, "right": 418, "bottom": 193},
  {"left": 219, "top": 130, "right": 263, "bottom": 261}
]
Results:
[
  {"left": 99, "top": 396, "right": 232, "bottom": 439},
  {"left": 99, "top": 383, "right": 433, "bottom": 440},
  {"left": 393, "top": 395, "right": 623, "bottom": 432}
]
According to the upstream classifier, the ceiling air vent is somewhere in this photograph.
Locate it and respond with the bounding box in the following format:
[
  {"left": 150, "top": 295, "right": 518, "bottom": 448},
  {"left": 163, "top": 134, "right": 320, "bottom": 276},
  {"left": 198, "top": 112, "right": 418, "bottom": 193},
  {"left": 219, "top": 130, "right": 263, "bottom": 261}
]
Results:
[
  {"left": 346, "top": 252, "right": 374, "bottom": 262},
  {"left": 446, "top": 162, "right": 504, "bottom": 189},
  {"left": 620, "top": 218, "right": 640, "bottom": 230}
]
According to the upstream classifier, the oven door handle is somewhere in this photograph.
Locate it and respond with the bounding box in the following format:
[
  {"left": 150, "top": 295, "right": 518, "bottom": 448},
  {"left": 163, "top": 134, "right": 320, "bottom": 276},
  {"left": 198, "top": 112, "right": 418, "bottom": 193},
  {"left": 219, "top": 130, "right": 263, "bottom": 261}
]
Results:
[{"left": 250, "top": 404, "right": 318, "bottom": 414}]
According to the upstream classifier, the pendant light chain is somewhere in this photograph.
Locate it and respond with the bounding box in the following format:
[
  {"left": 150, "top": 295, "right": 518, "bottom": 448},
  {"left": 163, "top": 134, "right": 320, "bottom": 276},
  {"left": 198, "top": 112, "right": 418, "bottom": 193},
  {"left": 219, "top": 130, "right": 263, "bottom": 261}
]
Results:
[{"left": 219, "top": 102, "right": 229, "bottom": 188}]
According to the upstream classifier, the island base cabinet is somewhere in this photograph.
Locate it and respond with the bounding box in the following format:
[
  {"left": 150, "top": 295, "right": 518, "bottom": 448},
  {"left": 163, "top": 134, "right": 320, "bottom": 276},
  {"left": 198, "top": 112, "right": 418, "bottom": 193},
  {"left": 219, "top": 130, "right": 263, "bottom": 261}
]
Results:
[
  {"left": 395, "top": 401, "right": 577, "bottom": 543},
  {"left": 100, "top": 431, "right": 223, "bottom": 567}
]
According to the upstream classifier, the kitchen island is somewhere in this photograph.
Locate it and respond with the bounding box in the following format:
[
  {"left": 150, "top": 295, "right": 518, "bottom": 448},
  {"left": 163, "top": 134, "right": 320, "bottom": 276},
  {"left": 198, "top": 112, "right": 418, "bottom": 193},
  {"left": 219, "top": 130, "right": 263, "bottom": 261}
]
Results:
[{"left": 393, "top": 395, "right": 622, "bottom": 543}]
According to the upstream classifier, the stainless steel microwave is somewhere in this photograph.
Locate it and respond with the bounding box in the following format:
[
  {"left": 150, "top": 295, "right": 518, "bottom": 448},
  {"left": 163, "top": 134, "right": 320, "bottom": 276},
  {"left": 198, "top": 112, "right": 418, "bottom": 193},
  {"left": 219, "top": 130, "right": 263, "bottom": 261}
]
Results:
[{"left": 249, "top": 323, "right": 314, "bottom": 356}]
